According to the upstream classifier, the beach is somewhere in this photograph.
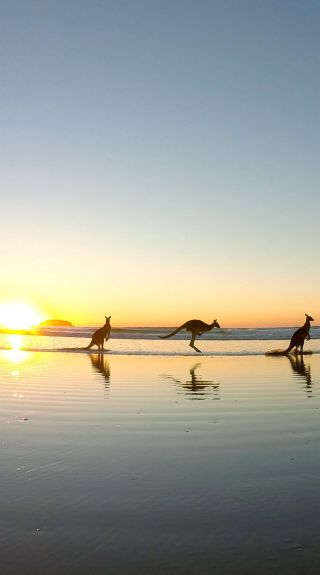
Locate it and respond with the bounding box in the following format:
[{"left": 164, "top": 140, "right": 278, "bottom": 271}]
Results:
[{"left": 1, "top": 339, "right": 320, "bottom": 574}]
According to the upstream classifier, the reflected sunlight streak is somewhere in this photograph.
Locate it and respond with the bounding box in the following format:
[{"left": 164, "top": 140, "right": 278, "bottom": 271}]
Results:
[{"left": 3, "top": 335, "right": 30, "bottom": 364}]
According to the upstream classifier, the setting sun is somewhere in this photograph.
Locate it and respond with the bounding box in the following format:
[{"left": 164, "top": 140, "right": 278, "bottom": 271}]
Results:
[{"left": 0, "top": 302, "right": 44, "bottom": 330}]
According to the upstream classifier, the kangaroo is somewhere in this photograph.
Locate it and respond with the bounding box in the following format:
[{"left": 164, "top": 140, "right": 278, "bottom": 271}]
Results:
[
  {"left": 283, "top": 314, "right": 314, "bottom": 354},
  {"left": 86, "top": 316, "right": 111, "bottom": 350},
  {"left": 159, "top": 319, "right": 220, "bottom": 353}
]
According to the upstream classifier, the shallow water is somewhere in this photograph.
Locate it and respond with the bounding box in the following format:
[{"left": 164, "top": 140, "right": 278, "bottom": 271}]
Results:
[{"left": 1, "top": 351, "right": 320, "bottom": 574}]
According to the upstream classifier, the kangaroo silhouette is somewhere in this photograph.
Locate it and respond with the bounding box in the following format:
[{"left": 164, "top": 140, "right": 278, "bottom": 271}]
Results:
[
  {"left": 159, "top": 319, "right": 220, "bottom": 353},
  {"left": 86, "top": 316, "right": 111, "bottom": 350},
  {"left": 283, "top": 314, "right": 314, "bottom": 354}
]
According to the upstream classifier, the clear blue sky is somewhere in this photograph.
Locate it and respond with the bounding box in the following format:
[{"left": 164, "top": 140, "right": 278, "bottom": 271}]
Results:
[{"left": 1, "top": 0, "right": 319, "bottom": 326}]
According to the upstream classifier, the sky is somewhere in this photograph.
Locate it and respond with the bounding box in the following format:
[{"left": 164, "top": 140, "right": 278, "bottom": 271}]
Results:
[{"left": 0, "top": 0, "right": 319, "bottom": 327}]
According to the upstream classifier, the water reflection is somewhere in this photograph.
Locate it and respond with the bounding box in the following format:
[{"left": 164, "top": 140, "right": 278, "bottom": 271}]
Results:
[
  {"left": 3, "top": 335, "right": 31, "bottom": 364},
  {"left": 161, "top": 362, "right": 220, "bottom": 400},
  {"left": 287, "top": 354, "right": 313, "bottom": 397},
  {"left": 89, "top": 353, "right": 110, "bottom": 395}
]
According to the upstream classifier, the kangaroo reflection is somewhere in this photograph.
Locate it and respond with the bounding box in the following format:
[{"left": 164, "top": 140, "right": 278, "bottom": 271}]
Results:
[
  {"left": 287, "top": 354, "right": 312, "bottom": 397},
  {"left": 90, "top": 353, "right": 110, "bottom": 395},
  {"left": 161, "top": 363, "right": 220, "bottom": 400}
]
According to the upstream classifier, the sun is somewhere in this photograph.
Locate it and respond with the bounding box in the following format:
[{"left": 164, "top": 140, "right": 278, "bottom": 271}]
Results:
[{"left": 0, "top": 302, "right": 44, "bottom": 330}]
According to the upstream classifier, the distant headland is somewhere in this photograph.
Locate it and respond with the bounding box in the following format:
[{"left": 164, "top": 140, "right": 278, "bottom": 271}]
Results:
[{"left": 38, "top": 319, "right": 74, "bottom": 327}]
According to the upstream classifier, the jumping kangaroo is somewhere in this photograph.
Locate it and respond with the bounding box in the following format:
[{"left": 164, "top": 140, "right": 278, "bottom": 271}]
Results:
[
  {"left": 283, "top": 314, "right": 314, "bottom": 354},
  {"left": 159, "top": 319, "right": 220, "bottom": 353},
  {"left": 86, "top": 316, "right": 111, "bottom": 350}
]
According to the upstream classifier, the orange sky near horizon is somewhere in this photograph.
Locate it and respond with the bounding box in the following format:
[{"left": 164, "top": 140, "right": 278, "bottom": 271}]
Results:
[
  {"left": 2, "top": 243, "right": 318, "bottom": 329},
  {"left": 0, "top": 298, "right": 317, "bottom": 328}
]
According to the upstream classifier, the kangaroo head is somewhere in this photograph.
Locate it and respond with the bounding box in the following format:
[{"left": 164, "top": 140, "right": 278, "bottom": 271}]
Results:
[
  {"left": 212, "top": 319, "right": 220, "bottom": 328},
  {"left": 305, "top": 314, "right": 314, "bottom": 322},
  {"left": 105, "top": 315, "right": 111, "bottom": 324}
]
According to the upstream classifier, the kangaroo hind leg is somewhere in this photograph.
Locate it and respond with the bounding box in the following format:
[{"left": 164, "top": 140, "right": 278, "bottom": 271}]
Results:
[{"left": 189, "top": 332, "right": 201, "bottom": 353}]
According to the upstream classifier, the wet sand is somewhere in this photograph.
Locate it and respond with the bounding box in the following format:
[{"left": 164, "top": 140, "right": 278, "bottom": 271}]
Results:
[{"left": 1, "top": 352, "right": 320, "bottom": 574}]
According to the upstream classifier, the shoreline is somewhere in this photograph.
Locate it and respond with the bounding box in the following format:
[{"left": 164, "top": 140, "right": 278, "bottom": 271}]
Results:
[
  {"left": 0, "top": 345, "right": 318, "bottom": 356},
  {"left": 1, "top": 332, "right": 320, "bottom": 357}
]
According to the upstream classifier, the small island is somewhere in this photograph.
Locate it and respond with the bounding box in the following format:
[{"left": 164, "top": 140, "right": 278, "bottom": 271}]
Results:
[{"left": 38, "top": 319, "right": 74, "bottom": 327}]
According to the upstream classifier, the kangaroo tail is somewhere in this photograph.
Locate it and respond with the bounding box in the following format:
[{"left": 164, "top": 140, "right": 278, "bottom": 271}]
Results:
[
  {"left": 283, "top": 342, "right": 294, "bottom": 354},
  {"left": 86, "top": 341, "right": 94, "bottom": 349},
  {"left": 159, "top": 323, "right": 187, "bottom": 339},
  {"left": 266, "top": 342, "right": 294, "bottom": 356}
]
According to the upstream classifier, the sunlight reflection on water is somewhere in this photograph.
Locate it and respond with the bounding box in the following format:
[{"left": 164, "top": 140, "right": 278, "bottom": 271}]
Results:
[{"left": 3, "top": 335, "right": 31, "bottom": 364}]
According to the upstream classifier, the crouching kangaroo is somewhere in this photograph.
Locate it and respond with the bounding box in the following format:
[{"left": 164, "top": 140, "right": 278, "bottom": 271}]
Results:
[
  {"left": 283, "top": 314, "right": 314, "bottom": 354},
  {"left": 159, "top": 319, "right": 220, "bottom": 353},
  {"left": 86, "top": 316, "right": 111, "bottom": 350}
]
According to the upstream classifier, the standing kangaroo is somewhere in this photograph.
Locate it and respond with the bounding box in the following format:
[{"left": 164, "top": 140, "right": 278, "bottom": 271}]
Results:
[
  {"left": 86, "top": 316, "right": 111, "bottom": 350},
  {"left": 159, "top": 319, "right": 220, "bottom": 353},
  {"left": 283, "top": 314, "right": 314, "bottom": 354}
]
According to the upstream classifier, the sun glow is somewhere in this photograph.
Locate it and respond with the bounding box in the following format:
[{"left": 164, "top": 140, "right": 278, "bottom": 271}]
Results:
[{"left": 0, "top": 303, "right": 44, "bottom": 330}]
